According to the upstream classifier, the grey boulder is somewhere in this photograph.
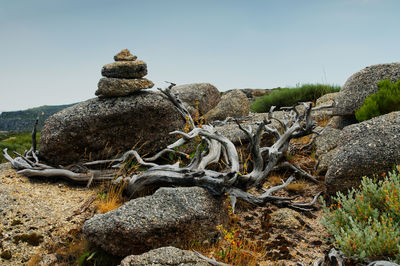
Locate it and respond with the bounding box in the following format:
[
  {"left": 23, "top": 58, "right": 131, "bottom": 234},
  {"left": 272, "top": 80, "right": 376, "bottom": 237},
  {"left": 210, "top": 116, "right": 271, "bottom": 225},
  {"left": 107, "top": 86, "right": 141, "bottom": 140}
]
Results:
[
  {"left": 101, "top": 60, "right": 148, "bottom": 79},
  {"left": 96, "top": 77, "right": 154, "bottom": 97},
  {"left": 334, "top": 62, "right": 400, "bottom": 116},
  {"left": 119, "top": 246, "right": 209, "bottom": 266},
  {"left": 171, "top": 83, "right": 221, "bottom": 117},
  {"left": 39, "top": 91, "right": 185, "bottom": 165},
  {"left": 204, "top": 89, "right": 249, "bottom": 122},
  {"left": 325, "top": 111, "right": 400, "bottom": 195},
  {"left": 83, "top": 187, "right": 227, "bottom": 257}
]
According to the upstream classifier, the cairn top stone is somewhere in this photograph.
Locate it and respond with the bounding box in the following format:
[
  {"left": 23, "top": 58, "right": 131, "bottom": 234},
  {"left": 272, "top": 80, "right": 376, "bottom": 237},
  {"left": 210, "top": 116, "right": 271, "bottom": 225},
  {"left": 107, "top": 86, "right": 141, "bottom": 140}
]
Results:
[{"left": 114, "top": 49, "right": 137, "bottom": 61}]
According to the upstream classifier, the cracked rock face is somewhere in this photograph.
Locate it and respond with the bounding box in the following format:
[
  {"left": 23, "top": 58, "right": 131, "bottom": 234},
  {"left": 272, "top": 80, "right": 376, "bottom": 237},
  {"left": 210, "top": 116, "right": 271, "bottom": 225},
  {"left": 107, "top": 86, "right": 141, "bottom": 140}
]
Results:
[
  {"left": 325, "top": 111, "right": 400, "bottom": 195},
  {"left": 83, "top": 187, "right": 227, "bottom": 257},
  {"left": 39, "top": 91, "right": 185, "bottom": 165},
  {"left": 334, "top": 62, "right": 400, "bottom": 116}
]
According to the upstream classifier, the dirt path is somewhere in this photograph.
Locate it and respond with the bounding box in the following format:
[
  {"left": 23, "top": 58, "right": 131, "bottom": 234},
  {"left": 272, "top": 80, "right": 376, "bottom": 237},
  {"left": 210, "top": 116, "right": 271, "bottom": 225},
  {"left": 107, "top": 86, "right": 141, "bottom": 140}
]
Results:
[{"left": 0, "top": 163, "right": 97, "bottom": 265}]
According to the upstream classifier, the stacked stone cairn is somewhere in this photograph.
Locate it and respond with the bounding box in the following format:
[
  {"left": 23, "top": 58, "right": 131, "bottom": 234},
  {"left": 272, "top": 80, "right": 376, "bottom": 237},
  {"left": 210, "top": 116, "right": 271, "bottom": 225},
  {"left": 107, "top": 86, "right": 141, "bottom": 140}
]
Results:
[{"left": 95, "top": 49, "right": 154, "bottom": 97}]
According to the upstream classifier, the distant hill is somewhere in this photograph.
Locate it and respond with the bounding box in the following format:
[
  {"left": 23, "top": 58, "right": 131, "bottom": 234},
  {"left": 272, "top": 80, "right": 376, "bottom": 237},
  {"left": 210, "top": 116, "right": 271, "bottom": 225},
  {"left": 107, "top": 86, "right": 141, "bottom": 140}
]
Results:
[{"left": 0, "top": 103, "right": 77, "bottom": 132}]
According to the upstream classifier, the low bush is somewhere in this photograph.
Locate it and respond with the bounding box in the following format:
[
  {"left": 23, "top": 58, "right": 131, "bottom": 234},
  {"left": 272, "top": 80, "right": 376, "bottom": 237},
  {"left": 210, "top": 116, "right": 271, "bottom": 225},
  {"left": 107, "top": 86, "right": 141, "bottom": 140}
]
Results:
[
  {"left": 250, "top": 84, "right": 340, "bottom": 113},
  {"left": 0, "top": 131, "right": 40, "bottom": 163},
  {"left": 321, "top": 167, "right": 400, "bottom": 263},
  {"left": 355, "top": 79, "right": 400, "bottom": 122}
]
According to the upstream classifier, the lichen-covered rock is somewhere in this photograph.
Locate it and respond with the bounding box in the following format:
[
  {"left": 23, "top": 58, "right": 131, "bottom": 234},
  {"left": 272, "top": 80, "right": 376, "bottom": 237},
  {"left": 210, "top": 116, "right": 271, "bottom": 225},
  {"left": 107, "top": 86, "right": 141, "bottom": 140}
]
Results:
[
  {"left": 119, "top": 246, "right": 209, "bottom": 266},
  {"left": 171, "top": 83, "right": 221, "bottom": 117},
  {"left": 314, "top": 127, "right": 341, "bottom": 158},
  {"left": 334, "top": 63, "right": 400, "bottom": 116},
  {"left": 325, "top": 111, "right": 400, "bottom": 195},
  {"left": 101, "top": 60, "right": 148, "bottom": 79},
  {"left": 83, "top": 187, "right": 227, "bottom": 257},
  {"left": 95, "top": 78, "right": 154, "bottom": 97},
  {"left": 313, "top": 126, "right": 341, "bottom": 175},
  {"left": 205, "top": 89, "right": 249, "bottom": 122},
  {"left": 39, "top": 91, "right": 185, "bottom": 165}
]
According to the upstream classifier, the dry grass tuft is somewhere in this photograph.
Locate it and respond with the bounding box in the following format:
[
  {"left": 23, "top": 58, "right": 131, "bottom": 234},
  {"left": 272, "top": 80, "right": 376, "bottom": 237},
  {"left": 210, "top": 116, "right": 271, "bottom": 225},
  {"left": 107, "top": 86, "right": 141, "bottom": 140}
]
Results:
[
  {"left": 268, "top": 175, "right": 283, "bottom": 186},
  {"left": 285, "top": 181, "right": 307, "bottom": 193},
  {"left": 96, "top": 182, "right": 126, "bottom": 214}
]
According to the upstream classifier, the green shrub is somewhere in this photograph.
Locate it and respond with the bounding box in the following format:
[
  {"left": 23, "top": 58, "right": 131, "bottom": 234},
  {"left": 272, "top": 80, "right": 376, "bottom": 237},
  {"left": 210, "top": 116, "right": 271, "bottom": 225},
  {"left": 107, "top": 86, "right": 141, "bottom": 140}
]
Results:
[
  {"left": 0, "top": 131, "right": 40, "bottom": 163},
  {"left": 250, "top": 84, "right": 340, "bottom": 113},
  {"left": 321, "top": 167, "right": 400, "bottom": 262},
  {"left": 355, "top": 79, "right": 400, "bottom": 122}
]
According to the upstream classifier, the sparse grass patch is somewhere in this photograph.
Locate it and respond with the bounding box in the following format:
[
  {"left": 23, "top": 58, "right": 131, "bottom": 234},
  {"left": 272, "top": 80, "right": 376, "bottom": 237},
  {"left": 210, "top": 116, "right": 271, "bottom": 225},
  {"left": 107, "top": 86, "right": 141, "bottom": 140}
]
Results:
[
  {"left": 251, "top": 84, "right": 340, "bottom": 113},
  {"left": 0, "top": 131, "right": 40, "bottom": 163}
]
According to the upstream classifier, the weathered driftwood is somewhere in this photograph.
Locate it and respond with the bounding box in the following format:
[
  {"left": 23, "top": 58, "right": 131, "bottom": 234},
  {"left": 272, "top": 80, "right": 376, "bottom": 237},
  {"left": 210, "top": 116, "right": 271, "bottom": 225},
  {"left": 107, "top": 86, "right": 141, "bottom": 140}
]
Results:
[{"left": 3, "top": 83, "right": 326, "bottom": 212}]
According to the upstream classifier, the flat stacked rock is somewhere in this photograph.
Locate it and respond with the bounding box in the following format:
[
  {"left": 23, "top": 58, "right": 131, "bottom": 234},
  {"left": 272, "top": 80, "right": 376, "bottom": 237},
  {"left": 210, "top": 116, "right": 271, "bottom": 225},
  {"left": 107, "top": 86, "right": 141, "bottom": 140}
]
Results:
[{"left": 96, "top": 49, "right": 154, "bottom": 97}]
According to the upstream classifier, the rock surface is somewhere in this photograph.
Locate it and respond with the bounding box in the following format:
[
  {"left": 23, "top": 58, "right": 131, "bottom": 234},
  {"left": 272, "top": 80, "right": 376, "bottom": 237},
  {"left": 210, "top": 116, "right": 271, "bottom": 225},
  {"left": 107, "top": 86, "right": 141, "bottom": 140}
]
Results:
[
  {"left": 119, "top": 246, "right": 209, "bottom": 266},
  {"left": 325, "top": 111, "right": 400, "bottom": 195},
  {"left": 39, "top": 91, "right": 185, "bottom": 165},
  {"left": 205, "top": 89, "right": 249, "bottom": 122},
  {"left": 334, "top": 62, "right": 400, "bottom": 116},
  {"left": 171, "top": 83, "right": 221, "bottom": 117},
  {"left": 0, "top": 169, "right": 96, "bottom": 265},
  {"left": 101, "top": 60, "right": 148, "bottom": 79},
  {"left": 314, "top": 127, "right": 341, "bottom": 158},
  {"left": 96, "top": 78, "right": 154, "bottom": 97},
  {"left": 314, "top": 127, "right": 341, "bottom": 175},
  {"left": 83, "top": 187, "right": 227, "bottom": 257}
]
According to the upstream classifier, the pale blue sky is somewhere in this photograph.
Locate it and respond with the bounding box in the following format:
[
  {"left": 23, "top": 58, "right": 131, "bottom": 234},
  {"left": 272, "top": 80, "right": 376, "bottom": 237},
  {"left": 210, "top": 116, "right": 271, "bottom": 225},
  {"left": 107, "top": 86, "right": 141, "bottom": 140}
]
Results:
[{"left": 1, "top": 0, "right": 399, "bottom": 111}]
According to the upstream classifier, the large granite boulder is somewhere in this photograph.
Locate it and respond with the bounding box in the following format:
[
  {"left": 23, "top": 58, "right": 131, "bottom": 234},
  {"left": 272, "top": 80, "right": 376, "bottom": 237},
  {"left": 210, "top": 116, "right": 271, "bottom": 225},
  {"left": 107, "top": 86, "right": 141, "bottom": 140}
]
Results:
[
  {"left": 204, "top": 89, "right": 249, "bottom": 122},
  {"left": 171, "top": 83, "right": 221, "bottom": 117},
  {"left": 83, "top": 187, "right": 227, "bottom": 257},
  {"left": 334, "top": 63, "right": 400, "bottom": 116},
  {"left": 39, "top": 91, "right": 185, "bottom": 165},
  {"left": 325, "top": 111, "right": 400, "bottom": 195},
  {"left": 119, "top": 246, "right": 209, "bottom": 266}
]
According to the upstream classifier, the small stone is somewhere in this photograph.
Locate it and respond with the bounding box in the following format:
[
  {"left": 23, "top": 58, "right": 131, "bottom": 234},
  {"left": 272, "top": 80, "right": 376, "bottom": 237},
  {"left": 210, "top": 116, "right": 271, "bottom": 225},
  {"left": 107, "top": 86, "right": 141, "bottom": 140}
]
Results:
[
  {"left": 269, "top": 208, "right": 301, "bottom": 230},
  {"left": 101, "top": 60, "right": 147, "bottom": 79},
  {"left": 114, "top": 49, "right": 137, "bottom": 61},
  {"left": 96, "top": 78, "right": 154, "bottom": 97}
]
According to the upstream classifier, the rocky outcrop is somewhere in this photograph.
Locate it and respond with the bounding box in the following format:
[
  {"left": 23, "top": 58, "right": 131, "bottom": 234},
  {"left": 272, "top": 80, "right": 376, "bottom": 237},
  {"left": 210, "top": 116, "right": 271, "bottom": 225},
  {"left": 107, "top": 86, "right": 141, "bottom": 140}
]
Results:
[
  {"left": 171, "top": 83, "right": 221, "bottom": 117},
  {"left": 205, "top": 89, "right": 249, "bottom": 122},
  {"left": 83, "top": 187, "right": 227, "bottom": 257},
  {"left": 334, "top": 63, "right": 400, "bottom": 117},
  {"left": 39, "top": 91, "right": 185, "bottom": 165},
  {"left": 325, "top": 111, "right": 400, "bottom": 195},
  {"left": 119, "top": 246, "right": 209, "bottom": 266},
  {"left": 96, "top": 49, "right": 154, "bottom": 97}
]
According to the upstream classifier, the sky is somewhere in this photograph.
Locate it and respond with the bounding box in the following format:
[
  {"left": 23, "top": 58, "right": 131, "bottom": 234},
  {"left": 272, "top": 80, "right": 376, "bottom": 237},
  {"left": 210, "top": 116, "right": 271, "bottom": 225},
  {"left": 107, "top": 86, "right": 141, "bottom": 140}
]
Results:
[{"left": 0, "top": 0, "right": 399, "bottom": 112}]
